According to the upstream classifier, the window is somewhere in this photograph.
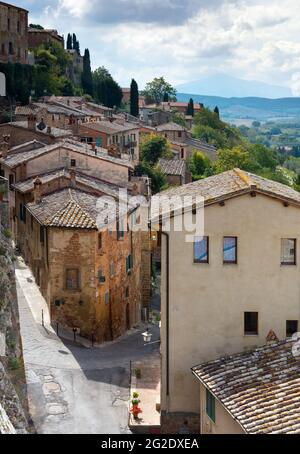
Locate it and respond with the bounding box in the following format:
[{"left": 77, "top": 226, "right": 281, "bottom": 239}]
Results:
[
  {"left": 126, "top": 255, "right": 133, "bottom": 274},
  {"left": 1, "top": 44, "right": 5, "bottom": 56},
  {"left": 109, "top": 262, "right": 114, "bottom": 278},
  {"left": 206, "top": 390, "right": 216, "bottom": 423},
  {"left": 178, "top": 131, "right": 182, "bottom": 138},
  {"left": 244, "top": 312, "right": 258, "bottom": 336},
  {"left": 70, "top": 159, "right": 76, "bottom": 167},
  {"left": 194, "top": 237, "right": 209, "bottom": 264},
  {"left": 281, "top": 239, "right": 296, "bottom": 265},
  {"left": 286, "top": 320, "right": 298, "bottom": 338},
  {"left": 105, "top": 291, "right": 110, "bottom": 305},
  {"left": 98, "top": 268, "right": 105, "bottom": 284},
  {"left": 125, "top": 287, "right": 129, "bottom": 298},
  {"left": 223, "top": 237, "right": 237, "bottom": 264},
  {"left": 9, "top": 174, "right": 14, "bottom": 188},
  {"left": 66, "top": 269, "right": 80, "bottom": 290},
  {"left": 7, "top": 19, "right": 10, "bottom": 31},
  {"left": 181, "top": 148, "right": 185, "bottom": 159},
  {"left": 8, "top": 42, "right": 13, "bottom": 55},
  {"left": 117, "top": 219, "right": 125, "bottom": 241}
]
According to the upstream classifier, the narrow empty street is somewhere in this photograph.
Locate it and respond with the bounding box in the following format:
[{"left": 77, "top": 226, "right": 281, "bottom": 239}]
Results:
[{"left": 15, "top": 258, "right": 160, "bottom": 435}]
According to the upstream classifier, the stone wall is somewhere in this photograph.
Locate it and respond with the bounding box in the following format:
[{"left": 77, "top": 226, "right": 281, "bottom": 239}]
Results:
[
  {"left": 161, "top": 411, "right": 200, "bottom": 435},
  {"left": 0, "top": 225, "right": 29, "bottom": 434}
]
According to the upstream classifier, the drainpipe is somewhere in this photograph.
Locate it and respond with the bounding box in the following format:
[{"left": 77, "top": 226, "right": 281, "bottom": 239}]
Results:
[{"left": 161, "top": 230, "right": 170, "bottom": 399}]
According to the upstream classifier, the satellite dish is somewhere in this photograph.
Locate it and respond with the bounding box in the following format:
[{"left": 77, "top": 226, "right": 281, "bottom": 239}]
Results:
[{"left": 0, "top": 72, "right": 6, "bottom": 96}]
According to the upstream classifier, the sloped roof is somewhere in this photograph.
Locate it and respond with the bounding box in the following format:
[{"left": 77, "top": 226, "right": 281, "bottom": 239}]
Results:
[
  {"left": 192, "top": 339, "right": 300, "bottom": 434},
  {"left": 47, "top": 199, "right": 97, "bottom": 229},
  {"left": 81, "top": 120, "right": 138, "bottom": 134},
  {"left": 151, "top": 168, "right": 300, "bottom": 221},
  {"left": 156, "top": 122, "right": 186, "bottom": 132},
  {"left": 159, "top": 159, "right": 186, "bottom": 178}
]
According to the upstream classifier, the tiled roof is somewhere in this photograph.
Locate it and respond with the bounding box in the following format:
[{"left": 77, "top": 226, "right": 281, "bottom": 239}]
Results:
[
  {"left": 10, "top": 121, "right": 72, "bottom": 137},
  {"left": 27, "top": 187, "right": 138, "bottom": 230},
  {"left": 156, "top": 122, "right": 186, "bottom": 132},
  {"left": 1, "top": 139, "right": 133, "bottom": 169},
  {"left": 192, "top": 339, "right": 300, "bottom": 434},
  {"left": 159, "top": 159, "right": 186, "bottom": 177},
  {"left": 27, "top": 189, "right": 99, "bottom": 230},
  {"left": 151, "top": 168, "right": 300, "bottom": 220},
  {"left": 13, "top": 169, "right": 129, "bottom": 198},
  {"left": 186, "top": 137, "right": 217, "bottom": 160},
  {"left": 81, "top": 120, "right": 139, "bottom": 134}
]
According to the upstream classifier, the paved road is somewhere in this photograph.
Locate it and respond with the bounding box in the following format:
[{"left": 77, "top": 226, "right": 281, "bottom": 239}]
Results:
[{"left": 16, "top": 262, "right": 160, "bottom": 435}]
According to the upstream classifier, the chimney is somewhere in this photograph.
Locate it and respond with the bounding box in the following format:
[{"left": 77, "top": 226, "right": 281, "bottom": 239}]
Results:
[
  {"left": 47, "top": 126, "right": 52, "bottom": 135},
  {"left": 33, "top": 177, "right": 42, "bottom": 204},
  {"left": 28, "top": 114, "right": 37, "bottom": 131},
  {"left": 70, "top": 169, "right": 76, "bottom": 188},
  {"left": 0, "top": 135, "right": 10, "bottom": 159}
]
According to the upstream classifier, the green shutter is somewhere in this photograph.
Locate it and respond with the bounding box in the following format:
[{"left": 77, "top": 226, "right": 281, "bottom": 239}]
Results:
[{"left": 206, "top": 389, "right": 216, "bottom": 423}]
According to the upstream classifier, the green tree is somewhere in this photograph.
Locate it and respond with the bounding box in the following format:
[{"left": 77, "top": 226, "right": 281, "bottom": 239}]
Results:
[
  {"left": 82, "top": 49, "right": 93, "bottom": 96},
  {"left": 163, "top": 92, "right": 169, "bottom": 102},
  {"left": 29, "top": 24, "right": 44, "bottom": 30},
  {"left": 140, "top": 134, "right": 172, "bottom": 165},
  {"left": 214, "top": 146, "right": 256, "bottom": 173},
  {"left": 141, "top": 77, "right": 177, "bottom": 104},
  {"left": 67, "top": 33, "right": 72, "bottom": 50},
  {"left": 93, "top": 67, "right": 123, "bottom": 108},
  {"left": 130, "top": 78, "right": 139, "bottom": 117},
  {"left": 72, "top": 34, "right": 80, "bottom": 54},
  {"left": 188, "top": 151, "right": 211, "bottom": 179},
  {"left": 170, "top": 111, "right": 187, "bottom": 128},
  {"left": 249, "top": 144, "right": 278, "bottom": 170},
  {"left": 187, "top": 98, "right": 194, "bottom": 116},
  {"left": 214, "top": 106, "right": 220, "bottom": 118},
  {"left": 134, "top": 162, "right": 168, "bottom": 194}
]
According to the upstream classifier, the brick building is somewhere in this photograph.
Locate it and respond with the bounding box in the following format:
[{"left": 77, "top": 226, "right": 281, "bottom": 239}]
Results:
[
  {"left": 28, "top": 28, "right": 64, "bottom": 50},
  {"left": 0, "top": 1, "right": 28, "bottom": 64}
]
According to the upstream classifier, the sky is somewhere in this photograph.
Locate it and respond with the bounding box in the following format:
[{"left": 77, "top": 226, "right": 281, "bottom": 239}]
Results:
[{"left": 13, "top": 0, "right": 300, "bottom": 95}]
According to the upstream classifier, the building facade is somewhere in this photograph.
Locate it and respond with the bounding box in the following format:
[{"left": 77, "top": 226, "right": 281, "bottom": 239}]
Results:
[
  {"left": 0, "top": 1, "right": 28, "bottom": 64},
  {"left": 28, "top": 28, "right": 64, "bottom": 49},
  {"left": 154, "top": 169, "right": 300, "bottom": 433}
]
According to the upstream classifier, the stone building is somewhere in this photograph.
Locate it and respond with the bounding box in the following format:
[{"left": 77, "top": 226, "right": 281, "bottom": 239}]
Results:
[
  {"left": 19, "top": 181, "right": 142, "bottom": 343},
  {"left": 28, "top": 28, "right": 64, "bottom": 50},
  {"left": 0, "top": 121, "right": 72, "bottom": 147},
  {"left": 0, "top": 1, "right": 28, "bottom": 64},
  {"left": 65, "top": 49, "right": 83, "bottom": 86},
  {"left": 153, "top": 168, "right": 300, "bottom": 433},
  {"left": 158, "top": 158, "right": 191, "bottom": 187}
]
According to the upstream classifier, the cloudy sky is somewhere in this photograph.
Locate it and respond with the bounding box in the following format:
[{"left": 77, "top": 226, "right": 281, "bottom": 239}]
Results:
[{"left": 15, "top": 0, "right": 300, "bottom": 94}]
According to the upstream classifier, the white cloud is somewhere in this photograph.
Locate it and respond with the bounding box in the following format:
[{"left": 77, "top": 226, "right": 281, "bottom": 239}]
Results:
[{"left": 23, "top": 0, "right": 300, "bottom": 93}]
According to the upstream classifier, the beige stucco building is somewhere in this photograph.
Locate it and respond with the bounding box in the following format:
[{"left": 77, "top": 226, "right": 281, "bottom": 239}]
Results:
[{"left": 154, "top": 169, "right": 300, "bottom": 433}]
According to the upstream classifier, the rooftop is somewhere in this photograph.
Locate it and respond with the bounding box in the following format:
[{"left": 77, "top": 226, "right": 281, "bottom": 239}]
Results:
[
  {"left": 1, "top": 139, "right": 133, "bottom": 169},
  {"left": 0, "top": 1, "right": 28, "bottom": 12},
  {"left": 156, "top": 122, "right": 186, "bottom": 132},
  {"left": 192, "top": 339, "right": 300, "bottom": 434},
  {"left": 7, "top": 121, "right": 72, "bottom": 138},
  {"left": 151, "top": 168, "right": 300, "bottom": 219},
  {"left": 81, "top": 119, "right": 139, "bottom": 134},
  {"left": 159, "top": 159, "right": 186, "bottom": 178}
]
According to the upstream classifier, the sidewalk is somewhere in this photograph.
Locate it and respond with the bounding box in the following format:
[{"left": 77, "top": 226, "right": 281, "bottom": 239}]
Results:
[{"left": 129, "top": 352, "right": 161, "bottom": 433}]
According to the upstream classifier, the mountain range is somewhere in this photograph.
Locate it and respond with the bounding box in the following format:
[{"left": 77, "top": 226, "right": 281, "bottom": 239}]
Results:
[{"left": 176, "top": 74, "right": 293, "bottom": 99}]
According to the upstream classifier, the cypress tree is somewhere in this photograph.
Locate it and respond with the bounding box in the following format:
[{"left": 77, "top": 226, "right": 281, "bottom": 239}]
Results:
[
  {"left": 82, "top": 49, "right": 93, "bottom": 96},
  {"left": 214, "top": 106, "right": 220, "bottom": 118},
  {"left": 66, "top": 33, "right": 72, "bottom": 50},
  {"left": 130, "top": 79, "right": 139, "bottom": 117},
  {"left": 187, "top": 98, "right": 194, "bottom": 116},
  {"left": 163, "top": 92, "right": 169, "bottom": 102}
]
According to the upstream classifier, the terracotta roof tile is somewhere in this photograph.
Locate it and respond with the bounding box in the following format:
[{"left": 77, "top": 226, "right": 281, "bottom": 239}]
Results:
[{"left": 192, "top": 339, "right": 300, "bottom": 434}]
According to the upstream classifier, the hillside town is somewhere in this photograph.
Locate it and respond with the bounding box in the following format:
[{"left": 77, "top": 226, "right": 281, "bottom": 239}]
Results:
[{"left": 0, "top": 0, "right": 300, "bottom": 438}]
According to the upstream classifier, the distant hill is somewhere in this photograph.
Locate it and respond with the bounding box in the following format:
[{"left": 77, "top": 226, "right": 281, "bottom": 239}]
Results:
[
  {"left": 176, "top": 93, "right": 300, "bottom": 122},
  {"left": 176, "top": 74, "right": 292, "bottom": 99}
]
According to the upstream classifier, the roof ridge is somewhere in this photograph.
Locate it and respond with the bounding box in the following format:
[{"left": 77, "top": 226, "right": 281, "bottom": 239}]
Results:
[
  {"left": 233, "top": 168, "right": 257, "bottom": 189},
  {"left": 46, "top": 197, "right": 97, "bottom": 229}
]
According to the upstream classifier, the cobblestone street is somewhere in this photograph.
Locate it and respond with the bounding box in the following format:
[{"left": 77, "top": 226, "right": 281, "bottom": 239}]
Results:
[{"left": 16, "top": 260, "right": 160, "bottom": 435}]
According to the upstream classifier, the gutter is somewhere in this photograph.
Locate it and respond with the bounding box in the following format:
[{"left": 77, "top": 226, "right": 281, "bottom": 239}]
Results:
[{"left": 161, "top": 230, "right": 170, "bottom": 397}]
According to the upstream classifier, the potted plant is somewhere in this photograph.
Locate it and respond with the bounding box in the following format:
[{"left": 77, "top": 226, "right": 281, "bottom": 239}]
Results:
[
  {"left": 131, "top": 392, "right": 140, "bottom": 407},
  {"left": 130, "top": 406, "right": 142, "bottom": 420}
]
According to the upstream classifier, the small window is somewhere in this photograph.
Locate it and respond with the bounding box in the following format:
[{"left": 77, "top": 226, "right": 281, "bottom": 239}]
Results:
[
  {"left": 70, "top": 159, "right": 76, "bottom": 167},
  {"left": 281, "top": 239, "right": 296, "bottom": 265},
  {"left": 125, "top": 287, "right": 129, "bottom": 298},
  {"left": 224, "top": 237, "right": 237, "bottom": 264},
  {"left": 109, "top": 262, "right": 114, "bottom": 278},
  {"left": 98, "top": 268, "right": 105, "bottom": 284},
  {"left": 117, "top": 219, "right": 125, "bottom": 241},
  {"left": 244, "top": 312, "right": 258, "bottom": 336},
  {"left": 8, "top": 42, "right": 13, "bottom": 55},
  {"left": 206, "top": 389, "right": 216, "bottom": 423},
  {"left": 178, "top": 131, "right": 182, "bottom": 138},
  {"left": 9, "top": 174, "right": 14, "bottom": 188},
  {"left": 194, "top": 237, "right": 209, "bottom": 264},
  {"left": 105, "top": 291, "right": 110, "bottom": 305},
  {"left": 286, "top": 320, "right": 298, "bottom": 338},
  {"left": 66, "top": 269, "right": 80, "bottom": 290},
  {"left": 126, "top": 255, "right": 133, "bottom": 274}
]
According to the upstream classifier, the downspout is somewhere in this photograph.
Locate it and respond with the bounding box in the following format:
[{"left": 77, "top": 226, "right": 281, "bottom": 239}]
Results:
[{"left": 161, "top": 230, "right": 170, "bottom": 398}]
